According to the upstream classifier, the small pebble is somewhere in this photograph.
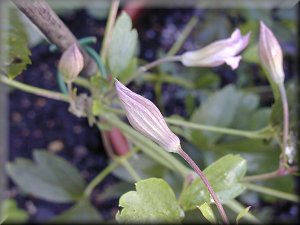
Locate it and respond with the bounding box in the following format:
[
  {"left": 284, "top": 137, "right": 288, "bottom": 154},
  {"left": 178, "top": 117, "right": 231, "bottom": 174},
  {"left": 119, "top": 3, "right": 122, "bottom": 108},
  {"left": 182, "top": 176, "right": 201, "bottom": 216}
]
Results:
[{"left": 47, "top": 140, "right": 64, "bottom": 153}]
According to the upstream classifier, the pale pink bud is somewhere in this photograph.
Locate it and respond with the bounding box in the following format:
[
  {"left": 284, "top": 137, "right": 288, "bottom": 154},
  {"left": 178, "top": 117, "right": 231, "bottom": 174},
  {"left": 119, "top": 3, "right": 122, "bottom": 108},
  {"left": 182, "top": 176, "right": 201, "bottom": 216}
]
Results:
[
  {"left": 259, "top": 21, "right": 285, "bottom": 84},
  {"left": 181, "top": 29, "right": 250, "bottom": 70},
  {"left": 115, "top": 79, "right": 181, "bottom": 153},
  {"left": 58, "top": 43, "right": 84, "bottom": 82}
]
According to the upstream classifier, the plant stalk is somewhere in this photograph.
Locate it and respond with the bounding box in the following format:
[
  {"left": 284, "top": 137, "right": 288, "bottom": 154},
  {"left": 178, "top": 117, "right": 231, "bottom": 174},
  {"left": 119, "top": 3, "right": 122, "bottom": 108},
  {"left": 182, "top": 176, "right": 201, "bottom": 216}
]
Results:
[
  {"left": 100, "top": 0, "right": 120, "bottom": 61},
  {"left": 244, "top": 183, "right": 299, "bottom": 202},
  {"left": 124, "top": 55, "right": 182, "bottom": 85},
  {"left": 165, "top": 118, "right": 272, "bottom": 139},
  {"left": 178, "top": 147, "right": 229, "bottom": 224},
  {"left": 0, "top": 75, "right": 68, "bottom": 102},
  {"left": 84, "top": 147, "right": 137, "bottom": 196},
  {"left": 242, "top": 165, "right": 298, "bottom": 182},
  {"left": 166, "top": 16, "right": 198, "bottom": 57},
  {"left": 278, "top": 83, "right": 289, "bottom": 167}
]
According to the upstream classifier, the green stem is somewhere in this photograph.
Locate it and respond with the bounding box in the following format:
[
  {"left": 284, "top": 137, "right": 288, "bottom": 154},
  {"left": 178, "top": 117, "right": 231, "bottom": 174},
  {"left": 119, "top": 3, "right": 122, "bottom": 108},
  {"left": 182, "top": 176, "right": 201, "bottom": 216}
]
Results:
[
  {"left": 225, "top": 200, "right": 262, "bottom": 224},
  {"left": 0, "top": 75, "right": 68, "bottom": 102},
  {"left": 121, "top": 159, "right": 141, "bottom": 182},
  {"left": 101, "top": 0, "right": 120, "bottom": 61},
  {"left": 84, "top": 148, "right": 137, "bottom": 196},
  {"left": 124, "top": 55, "right": 182, "bottom": 85},
  {"left": 85, "top": 46, "right": 107, "bottom": 78},
  {"left": 151, "top": 16, "right": 198, "bottom": 113},
  {"left": 278, "top": 83, "right": 289, "bottom": 167},
  {"left": 74, "top": 76, "right": 90, "bottom": 89},
  {"left": 165, "top": 118, "right": 273, "bottom": 139},
  {"left": 242, "top": 170, "right": 278, "bottom": 182},
  {"left": 139, "top": 55, "right": 182, "bottom": 73},
  {"left": 144, "top": 73, "right": 195, "bottom": 89},
  {"left": 56, "top": 71, "right": 68, "bottom": 95},
  {"left": 244, "top": 183, "right": 299, "bottom": 203},
  {"left": 166, "top": 16, "right": 198, "bottom": 57},
  {"left": 242, "top": 166, "right": 298, "bottom": 182},
  {"left": 49, "top": 36, "right": 97, "bottom": 52},
  {"left": 104, "top": 107, "right": 272, "bottom": 140},
  {"left": 84, "top": 159, "right": 119, "bottom": 197}
]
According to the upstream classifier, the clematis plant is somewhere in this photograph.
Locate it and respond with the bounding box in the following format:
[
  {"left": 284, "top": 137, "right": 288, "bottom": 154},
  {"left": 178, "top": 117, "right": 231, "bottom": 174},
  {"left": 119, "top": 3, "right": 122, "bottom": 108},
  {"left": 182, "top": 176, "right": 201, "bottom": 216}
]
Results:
[
  {"left": 259, "top": 21, "right": 290, "bottom": 166},
  {"left": 1, "top": 3, "right": 297, "bottom": 223},
  {"left": 115, "top": 79, "right": 229, "bottom": 224}
]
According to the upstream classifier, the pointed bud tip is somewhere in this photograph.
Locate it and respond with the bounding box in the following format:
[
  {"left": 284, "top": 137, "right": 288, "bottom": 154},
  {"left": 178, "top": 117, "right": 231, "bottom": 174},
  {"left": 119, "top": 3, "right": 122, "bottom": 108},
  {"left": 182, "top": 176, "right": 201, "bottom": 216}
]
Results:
[{"left": 259, "top": 21, "right": 285, "bottom": 84}]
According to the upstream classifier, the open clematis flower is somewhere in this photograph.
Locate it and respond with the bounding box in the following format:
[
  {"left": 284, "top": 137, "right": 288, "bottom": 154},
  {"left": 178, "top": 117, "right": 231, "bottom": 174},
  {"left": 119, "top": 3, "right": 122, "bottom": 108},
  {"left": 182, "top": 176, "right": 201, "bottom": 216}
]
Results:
[
  {"left": 259, "top": 21, "right": 285, "bottom": 84},
  {"left": 180, "top": 29, "right": 251, "bottom": 70},
  {"left": 115, "top": 79, "right": 181, "bottom": 153}
]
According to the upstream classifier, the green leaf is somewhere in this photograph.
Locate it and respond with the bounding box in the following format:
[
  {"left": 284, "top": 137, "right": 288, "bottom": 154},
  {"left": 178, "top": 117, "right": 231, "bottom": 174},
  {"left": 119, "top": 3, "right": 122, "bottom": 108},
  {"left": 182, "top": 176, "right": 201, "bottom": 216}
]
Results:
[
  {"left": 90, "top": 74, "right": 109, "bottom": 96},
  {"left": 248, "top": 108, "right": 271, "bottom": 130},
  {"left": 116, "top": 178, "right": 184, "bottom": 223},
  {"left": 197, "top": 202, "right": 217, "bottom": 224},
  {"left": 236, "top": 206, "right": 251, "bottom": 224},
  {"left": 0, "top": 199, "right": 29, "bottom": 223},
  {"left": 108, "top": 12, "right": 138, "bottom": 76},
  {"left": 51, "top": 198, "right": 102, "bottom": 223},
  {"left": 215, "top": 139, "right": 273, "bottom": 153},
  {"left": 112, "top": 153, "right": 166, "bottom": 183},
  {"left": 230, "top": 92, "right": 259, "bottom": 130},
  {"left": 190, "top": 85, "right": 243, "bottom": 144},
  {"left": 180, "top": 154, "right": 247, "bottom": 211},
  {"left": 6, "top": 150, "right": 85, "bottom": 203},
  {"left": 3, "top": 9, "right": 31, "bottom": 79},
  {"left": 195, "top": 72, "right": 220, "bottom": 89},
  {"left": 270, "top": 98, "right": 282, "bottom": 126},
  {"left": 97, "top": 182, "right": 134, "bottom": 201},
  {"left": 118, "top": 58, "right": 138, "bottom": 83}
]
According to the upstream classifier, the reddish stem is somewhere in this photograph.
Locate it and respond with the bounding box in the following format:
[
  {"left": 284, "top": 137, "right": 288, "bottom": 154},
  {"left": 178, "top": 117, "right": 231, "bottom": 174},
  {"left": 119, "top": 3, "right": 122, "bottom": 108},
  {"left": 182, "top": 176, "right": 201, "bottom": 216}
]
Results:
[
  {"left": 242, "top": 165, "right": 298, "bottom": 182},
  {"left": 178, "top": 147, "right": 229, "bottom": 224}
]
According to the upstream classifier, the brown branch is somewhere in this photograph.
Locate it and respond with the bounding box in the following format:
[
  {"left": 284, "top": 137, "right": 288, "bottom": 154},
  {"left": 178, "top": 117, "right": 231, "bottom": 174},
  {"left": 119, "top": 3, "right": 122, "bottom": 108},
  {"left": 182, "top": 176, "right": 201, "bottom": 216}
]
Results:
[{"left": 11, "top": 0, "right": 97, "bottom": 76}]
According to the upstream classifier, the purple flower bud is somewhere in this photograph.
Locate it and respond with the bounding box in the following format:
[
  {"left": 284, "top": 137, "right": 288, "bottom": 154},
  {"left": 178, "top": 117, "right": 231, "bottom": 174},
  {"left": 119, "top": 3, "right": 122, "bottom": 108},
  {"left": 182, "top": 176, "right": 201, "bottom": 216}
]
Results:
[
  {"left": 58, "top": 43, "right": 84, "bottom": 82},
  {"left": 259, "top": 21, "right": 285, "bottom": 84},
  {"left": 115, "top": 79, "right": 181, "bottom": 153},
  {"left": 181, "top": 29, "right": 250, "bottom": 70}
]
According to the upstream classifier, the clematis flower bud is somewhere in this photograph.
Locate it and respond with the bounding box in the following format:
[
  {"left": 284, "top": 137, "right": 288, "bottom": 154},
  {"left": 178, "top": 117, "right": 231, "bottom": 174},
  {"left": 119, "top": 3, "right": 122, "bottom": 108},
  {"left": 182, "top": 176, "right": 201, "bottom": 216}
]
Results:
[
  {"left": 259, "top": 21, "right": 285, "bottom": 84},
  {"left": 58, "top": 43, "right": 84, "bottom": 82},
  {"left": 115, "top": 79, "right": 181, "bottom": 153},
  {"left": 105, "top": 127, "right": 130, "bottom": 156},
  {"left": 181, "top": 29, "right": 250, "bottom": 70}
]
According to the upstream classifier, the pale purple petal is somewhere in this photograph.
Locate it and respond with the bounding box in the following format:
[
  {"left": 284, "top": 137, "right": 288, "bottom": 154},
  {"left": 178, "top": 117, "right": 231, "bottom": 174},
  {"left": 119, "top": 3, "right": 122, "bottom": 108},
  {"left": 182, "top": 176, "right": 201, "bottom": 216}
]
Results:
[
  {"left": 224, "top": 56, "right": 242, "bottom": 70},
  {"left": 259, "top": 21, "right": 284, "bottom": 84},
  {"left": 115, "top": 79, "right": 181, "bottom": 153}
]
